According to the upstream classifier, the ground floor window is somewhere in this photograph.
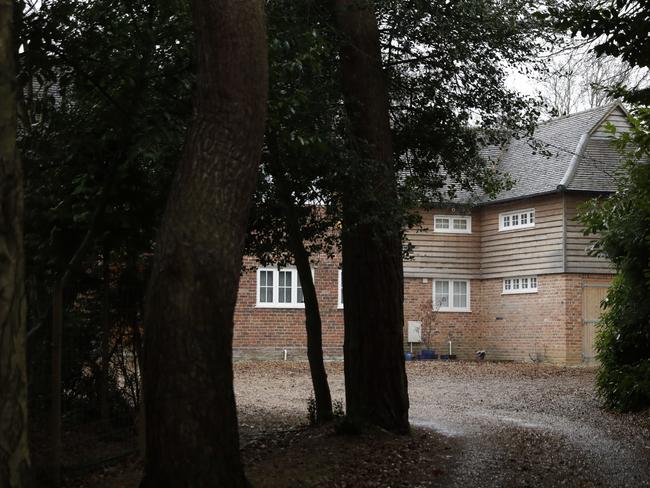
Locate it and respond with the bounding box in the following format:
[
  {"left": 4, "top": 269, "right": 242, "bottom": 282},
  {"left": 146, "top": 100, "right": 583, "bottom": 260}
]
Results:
[
  {"left": 502, "top": 276, "right": 538, "bottom": 294},
  {"left": 433, "top": 279, "right": 470, "bottom": 312},
  {"left": 256, "top": 267, "right": 305, "bottom": 308}
]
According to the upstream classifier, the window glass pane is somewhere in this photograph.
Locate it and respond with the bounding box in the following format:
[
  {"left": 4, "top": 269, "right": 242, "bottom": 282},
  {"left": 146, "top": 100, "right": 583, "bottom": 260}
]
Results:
[
  {"left": 503, "top": 216, "right": 510, "bottom": 227},
  {"left": 529, "top": 211, "right": 535, "bottom": 223},
  {"left": 530, "top": 277, "right": 537, "bottom": 289},
  {"left": 521, "top": 213, "right": 528, "bottom": 224},
  {"left": 504, "top": 279, "right": 511, "bottom": 290},
  {"left": 453, "top": 281, "right": 467, "bottom": 308},
  {"left": 513, "top": 278, "right": 520, "bottom": 289},
  {"left": 435, "top": 281, "right": 449, "bottom": 308},
  {"left": 435, "top": 217, "right": 449, "bottom": 229},
  {"left": 297, "top": 273, "right": 304, "bottom": 303},
  {"left": 512, "top": 214, "right": 519, "bottom": 226},
  {"left": 522, "top": 278, "right": 528, "bottom": 289},
  {"left": 453, "top": 218, "right": 467, "bottom": 230},
  {"left": 260, "top": 270, "right": 273, "bottom": 303},
  {"left": 278, "top": 270, "right": 292, "bottom": 303}
]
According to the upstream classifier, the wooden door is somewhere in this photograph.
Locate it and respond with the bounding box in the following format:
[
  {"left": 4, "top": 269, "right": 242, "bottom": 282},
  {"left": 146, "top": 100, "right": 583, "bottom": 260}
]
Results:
[{"left": 582, "top": 283, "right": 609, "bottom": 363}]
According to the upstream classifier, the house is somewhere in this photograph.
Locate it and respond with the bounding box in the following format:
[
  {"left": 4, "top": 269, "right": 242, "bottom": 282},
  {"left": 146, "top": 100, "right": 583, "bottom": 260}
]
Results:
[{"left": 233, "top": 103, "right": 629, "bottom": 364}]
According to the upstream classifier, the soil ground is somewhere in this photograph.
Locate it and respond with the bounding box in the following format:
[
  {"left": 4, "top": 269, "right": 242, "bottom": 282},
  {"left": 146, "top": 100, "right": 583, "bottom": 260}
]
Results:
[{"left": 71, "top": 361, "right": 650, "bottom": 487}]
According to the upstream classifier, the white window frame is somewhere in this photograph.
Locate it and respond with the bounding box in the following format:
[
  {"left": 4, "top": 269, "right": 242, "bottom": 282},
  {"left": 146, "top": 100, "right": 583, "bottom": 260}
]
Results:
[
  {"left": 256, "top": 267, "right": 308, "bottom": 308},
  {"left": 337, "top": 269, "right": 344, "bottom": 309},
  {"left": 502, "top": 275, "right": 538, "bottom": 294},
  {"left": 498, "top": 208, "right": 535, "bottom": 231},
  {"left": 433, "top": 215, "right": 472, "bottom": 234},
  {"left": 433, "top": 279, "right": 471, "bottom": 312}
]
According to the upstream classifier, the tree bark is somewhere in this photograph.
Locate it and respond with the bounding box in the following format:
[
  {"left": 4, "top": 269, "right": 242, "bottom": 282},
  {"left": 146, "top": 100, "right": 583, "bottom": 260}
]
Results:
[
  {"left": 100, "top": 245, "right": 110, "bottom": 422},
  {"left": 269, "top": 135, "right": 333, "bottom": 424},
  {"left": 139, "top": 0, "right": 268, "bottom": 486},
  {"left": 331, "top": 0, "right": 409, "bottom": 433},
  {"left": 285, "top": 213, "right": 333, "bottom": 424},
  {"left": 0, "top": 0, "right": 32, "bottom": 485}
]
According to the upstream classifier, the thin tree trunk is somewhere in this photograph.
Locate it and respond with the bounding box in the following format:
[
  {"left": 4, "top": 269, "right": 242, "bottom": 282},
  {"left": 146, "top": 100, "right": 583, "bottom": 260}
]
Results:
[
  {"left": 331, "top": 0, "right": 409, "bottom": 433},
  {"left": 139, "top": 0, "right": 268, "bottom": 486},
  {"left": 0, "top": 0, "right": 32, "bottom": 484},
  {"left": 100, "top": 245, "right": 110, "bottom": 422},
  {"left": 48, "top": 179, "right": 113, "bottom": 486},
  {"left": 269, "top": 135, "right": 333, "bottom": 424},
  {"left": 286, "top": 214, "right": 333, "bottom": 423}
]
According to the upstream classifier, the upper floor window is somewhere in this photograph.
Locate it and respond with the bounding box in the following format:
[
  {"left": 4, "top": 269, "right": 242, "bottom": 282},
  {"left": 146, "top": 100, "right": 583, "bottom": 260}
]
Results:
[
  {"left": 256, "top": 267, "right": 305, "bottom": 308},
  {"left": 503, "top": 276, "right": 538, "bottom": 294},
  {"left": 499, "top": 208, "right": 535, "bottom": 231},
  {"left": 433, "top": 215, "right": 472, "bottom": 234},
  {"left": 433, "top": 279, "right": 470, "bottom": 312}
]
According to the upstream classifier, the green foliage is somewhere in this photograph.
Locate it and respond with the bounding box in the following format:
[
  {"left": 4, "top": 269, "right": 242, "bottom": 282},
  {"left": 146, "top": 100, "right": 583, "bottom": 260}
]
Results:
[
  {"left": 18, "top": 0, "right": 193, "bottom": 415},
  {"left": 307, "top": 396, "right": 344, "bottom": 426},
  {"left": 579, "top": 109, "right": 650, "bottom": 411},
  {"left": 248, "top": 0, "right": 551, "bottom": 265}
]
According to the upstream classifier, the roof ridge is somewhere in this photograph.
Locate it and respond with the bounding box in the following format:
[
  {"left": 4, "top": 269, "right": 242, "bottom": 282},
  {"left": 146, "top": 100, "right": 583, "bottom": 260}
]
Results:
[{"left": 537, "top": 102, "right": 620, "bottom": 127}]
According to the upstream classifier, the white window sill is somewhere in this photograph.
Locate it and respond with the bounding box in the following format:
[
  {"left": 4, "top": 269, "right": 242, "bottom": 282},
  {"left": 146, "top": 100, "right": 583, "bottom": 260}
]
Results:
[
  {"left": 337, "top": 304, "right": 344, "bottom": 309},
  {"left": 502, "top": 290, "right": 538, "bottom": 295},
  {"left": 256, "top": 303, "right": 306, "bottom": 309},
  {"left": 498, "top": 224, "right": 535, "bottom": 232},
  {"left": 433, "top": 230, "right": 472, "bottom": 235},
  {"left": 437, "top": 308, "right": 471, "bottom": 313}
]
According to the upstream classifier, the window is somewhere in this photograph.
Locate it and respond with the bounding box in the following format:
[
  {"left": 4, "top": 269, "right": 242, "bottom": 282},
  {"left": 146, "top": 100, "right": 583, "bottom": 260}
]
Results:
[
  {"left": 433, "top": 215, "right": 472, "bottom": 234},
  {"left": 503, "top": 276, "right": 538, "bottom": 294},
  {"left": 499, "top": 209, "right": 535, "bottom": 231},
  {"left": 337, "top": 269, "right": 343, "bottom": 309},
  {"left": 433, "top": 279, "right": 470, "bottom": 312},
  {"left": 256, "top": 267, "right": 306, "bottom": 308}
]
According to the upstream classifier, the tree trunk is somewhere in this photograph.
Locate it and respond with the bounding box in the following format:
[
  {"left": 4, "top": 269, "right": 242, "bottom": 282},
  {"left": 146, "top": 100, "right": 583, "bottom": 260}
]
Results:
[
  {"left": 286, "top": 214, "right": 333, "bottom": 424},
  {"left": 139, "top": 0, "right": 268, "bottom": 486},
  {"left": 269, "top": 135, "right": 333, "bottom": 424},
  {"left": 331, "top": 0, "right": 409, "bottom": 433},
  {"left": 100, "top": 245, "right": 110, "bottom": 422},
  {"left": 0, "top": 0, "right": 32, "bottom": 485}
]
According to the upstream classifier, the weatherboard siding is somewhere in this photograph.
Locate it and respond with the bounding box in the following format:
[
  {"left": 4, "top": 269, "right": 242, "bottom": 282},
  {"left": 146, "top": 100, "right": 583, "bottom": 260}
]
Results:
[
  {"left": 564, "top": 194, "right": 614, "bottom": 274},
  {"left": 591, "top": 106, "right": 629, "bottom": 138},
  {"left": 480, "top": 195, "right": 565, "bottom": 279},
  {"left": 403, "top": 209, "right": 481, "bottom": 279}
]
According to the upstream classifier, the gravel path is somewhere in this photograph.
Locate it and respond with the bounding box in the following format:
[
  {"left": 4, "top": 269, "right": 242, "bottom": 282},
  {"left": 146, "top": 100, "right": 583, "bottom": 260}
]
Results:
[{"left": 234, "top": 361, "right": 650, "bottom": 487}]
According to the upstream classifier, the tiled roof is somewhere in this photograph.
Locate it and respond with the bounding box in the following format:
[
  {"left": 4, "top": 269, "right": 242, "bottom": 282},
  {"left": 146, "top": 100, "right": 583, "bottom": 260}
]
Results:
[{"left": 485, "top": 103, "right": 628, "bottom": 203}]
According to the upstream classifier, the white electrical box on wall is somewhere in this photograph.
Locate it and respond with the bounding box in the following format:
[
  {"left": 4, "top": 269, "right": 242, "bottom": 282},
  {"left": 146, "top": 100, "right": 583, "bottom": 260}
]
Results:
[{"left": 407, "top": 321, "right": 422, "bottom": 343}]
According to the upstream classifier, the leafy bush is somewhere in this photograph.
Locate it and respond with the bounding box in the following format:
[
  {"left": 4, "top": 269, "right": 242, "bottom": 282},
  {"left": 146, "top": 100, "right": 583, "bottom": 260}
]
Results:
[{"left": 580, "top": 109, "right": 650, "bottom": 412}]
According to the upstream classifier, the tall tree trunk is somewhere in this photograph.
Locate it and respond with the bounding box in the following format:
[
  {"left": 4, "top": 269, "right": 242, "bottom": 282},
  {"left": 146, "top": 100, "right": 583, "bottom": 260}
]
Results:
[
  {"left": 0, "top": 0, "right": 32, "bottom": 485},
  {"left": 139, "top": 0, "right": 268, "bottom": 486},
  {"left": 286, "top": 213, "right": 333, "bottom": 423},
  {"left": 331, "top": 0, "right": 409, "bottom": 433}
]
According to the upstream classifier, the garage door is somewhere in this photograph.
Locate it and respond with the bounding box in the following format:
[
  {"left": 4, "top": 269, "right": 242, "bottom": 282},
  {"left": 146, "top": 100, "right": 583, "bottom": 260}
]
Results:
[{"left": 582, "top": 283, "right": 609, "bottom": 363}]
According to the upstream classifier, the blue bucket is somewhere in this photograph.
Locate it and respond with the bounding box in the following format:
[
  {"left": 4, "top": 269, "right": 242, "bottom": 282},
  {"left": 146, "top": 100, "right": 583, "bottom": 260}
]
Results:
[{"left": 420, "top": 349, "right": 437, "bottom": 360}]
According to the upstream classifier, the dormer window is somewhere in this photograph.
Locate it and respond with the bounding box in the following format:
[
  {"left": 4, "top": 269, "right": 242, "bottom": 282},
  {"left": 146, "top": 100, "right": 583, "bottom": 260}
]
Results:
[
  {"left": 433, "top": 215, "right": 471, "bottom": 234},
  {"left": 499, "top": 209, "right": 535, "bottom": 231}
]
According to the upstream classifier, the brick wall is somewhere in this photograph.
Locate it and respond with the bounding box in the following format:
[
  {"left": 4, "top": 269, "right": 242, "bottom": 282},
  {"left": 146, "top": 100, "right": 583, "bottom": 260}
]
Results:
[
  {"left": 403, "top": 278, "right": 483, "bottom": 359},
  {"left": 233, "top": 257, "right": 611, "bottom": 364},
  {"left": 403, "top": 273, "right": 612, "bottom": 363},
  {"left": 233, "top": 255, "right": 344, "bottom": 359}
]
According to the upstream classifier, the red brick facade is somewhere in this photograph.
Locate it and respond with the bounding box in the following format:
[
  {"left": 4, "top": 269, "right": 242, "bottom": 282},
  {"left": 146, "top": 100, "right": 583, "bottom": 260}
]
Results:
[
  {"left": 233, "top": 257, "right": 611, "bottom": 364},
  {"left": 233, "top": 255, "right": 344, "bottom": 359}
]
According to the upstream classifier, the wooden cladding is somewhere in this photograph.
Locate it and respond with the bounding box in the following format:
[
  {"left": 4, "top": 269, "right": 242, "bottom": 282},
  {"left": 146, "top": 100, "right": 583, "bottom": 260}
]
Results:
[
  {"left": 404, "top": 193, "right": 614, "bottom": 279},
  {"left": 564, "top": 194, "right": 613, "bottom": 274}
]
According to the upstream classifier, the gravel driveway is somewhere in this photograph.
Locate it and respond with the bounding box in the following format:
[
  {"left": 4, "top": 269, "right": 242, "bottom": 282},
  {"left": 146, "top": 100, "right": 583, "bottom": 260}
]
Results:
[{"left": 234, "top": 360, "right": 650, "bottom": 487}]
